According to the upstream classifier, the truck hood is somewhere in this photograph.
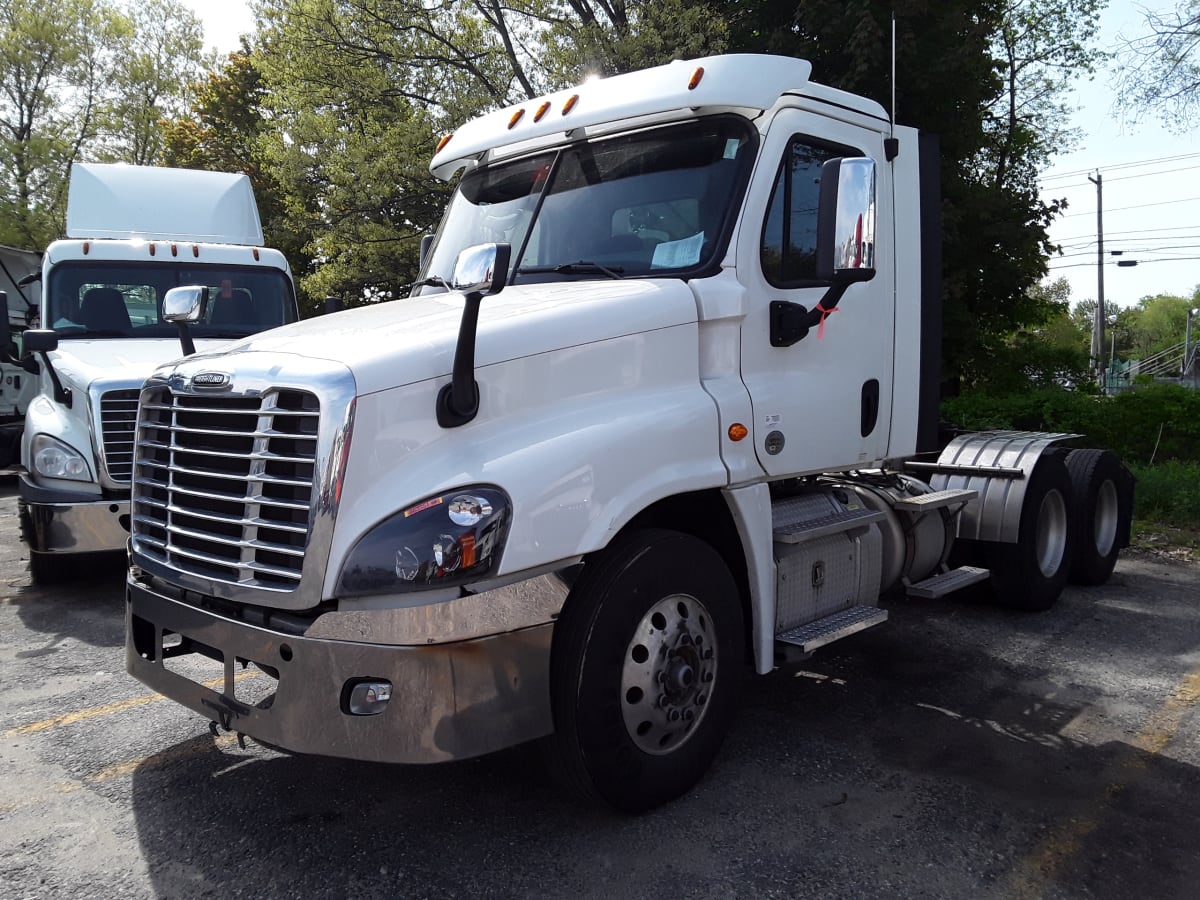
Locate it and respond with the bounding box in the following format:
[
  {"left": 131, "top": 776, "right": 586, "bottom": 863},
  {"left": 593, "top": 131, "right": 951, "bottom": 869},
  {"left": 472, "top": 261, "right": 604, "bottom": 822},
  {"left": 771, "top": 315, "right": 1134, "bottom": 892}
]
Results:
[
  {"left": 204, "top": 280, "right": 701, "bottom": 396},
  {"left": 51, "top": 338, "right": 237, "bottom": 393}
]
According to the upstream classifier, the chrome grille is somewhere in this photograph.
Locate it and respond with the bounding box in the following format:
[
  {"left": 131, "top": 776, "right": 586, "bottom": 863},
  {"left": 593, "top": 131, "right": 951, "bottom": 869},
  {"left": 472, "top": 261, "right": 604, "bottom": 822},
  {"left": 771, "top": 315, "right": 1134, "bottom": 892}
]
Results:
[
  {"left": 131, "top": 386, "right": 320, "bottom": 589},
  {"left": 100, "top": 389, "right": 141, "bottom": 483}
]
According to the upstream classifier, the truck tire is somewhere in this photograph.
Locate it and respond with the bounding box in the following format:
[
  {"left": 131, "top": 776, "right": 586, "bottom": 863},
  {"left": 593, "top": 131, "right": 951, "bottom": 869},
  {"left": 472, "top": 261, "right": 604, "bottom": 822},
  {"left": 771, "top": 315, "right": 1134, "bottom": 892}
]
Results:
[
  {"left": 545, "top": 528, "right": 744, "bottom": 812},
  {"left": 986, "top": 453, "right": 1073, "bottom": 611},
  {"left": 1063, "top": 449, "right": 1132, "bottom": 586}
]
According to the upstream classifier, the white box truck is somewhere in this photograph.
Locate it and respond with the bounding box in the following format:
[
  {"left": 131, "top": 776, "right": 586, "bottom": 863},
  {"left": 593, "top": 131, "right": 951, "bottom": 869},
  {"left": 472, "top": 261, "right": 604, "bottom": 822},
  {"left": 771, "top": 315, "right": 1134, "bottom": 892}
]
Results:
[
  {"left": 124, "top": 55, "right": 1133, "bottom": 810},
  {"left": 15, "top": 163, "right": 300, "bottom": 582}
]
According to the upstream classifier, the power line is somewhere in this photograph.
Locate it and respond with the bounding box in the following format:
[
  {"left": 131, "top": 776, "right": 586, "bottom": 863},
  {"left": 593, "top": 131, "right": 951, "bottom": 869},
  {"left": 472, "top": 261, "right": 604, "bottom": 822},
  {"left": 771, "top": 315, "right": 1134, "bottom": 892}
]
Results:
[
  {"left": 1051, "top": 244, "right": 1200, "bottom": 261},
  {"left": 1051, "top": 224, "right": 1200, "bottom": 242},
  {"left": 1058, "top": 195, "right": 1200, "bottom": 218},
  {"left": 1039, "top": 152, "right": 1200, "bottom": 183},
  {"left": 1046, "top": 255, "right": 1200, "bottom": 270}
]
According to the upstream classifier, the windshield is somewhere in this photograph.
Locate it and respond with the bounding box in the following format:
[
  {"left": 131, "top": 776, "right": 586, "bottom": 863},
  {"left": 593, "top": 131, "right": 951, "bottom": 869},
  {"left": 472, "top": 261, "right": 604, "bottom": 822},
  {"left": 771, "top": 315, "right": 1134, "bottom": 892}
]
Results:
[
  {"left": 419, "top": 116, "right": 757, "bottom": 289},
  {"left": 44, "top": 261, "right": 297, "bottom": 339}
]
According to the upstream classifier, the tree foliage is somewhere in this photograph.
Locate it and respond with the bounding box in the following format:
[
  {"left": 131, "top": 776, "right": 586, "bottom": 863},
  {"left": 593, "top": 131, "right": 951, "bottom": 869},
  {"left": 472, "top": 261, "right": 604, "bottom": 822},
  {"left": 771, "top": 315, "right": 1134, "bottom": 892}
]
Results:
[
  {"left": 1116, "top": 1, "right": 1200, "bottom": 131},
  {"left": 0, "top": 0, "right": 206, "bottom": 250},
  {"left": 723, "top": 0, "right": 1104, "bottom": 387},
  {"left": 250, "top": 0, "right": 728, "bottom": 303}
]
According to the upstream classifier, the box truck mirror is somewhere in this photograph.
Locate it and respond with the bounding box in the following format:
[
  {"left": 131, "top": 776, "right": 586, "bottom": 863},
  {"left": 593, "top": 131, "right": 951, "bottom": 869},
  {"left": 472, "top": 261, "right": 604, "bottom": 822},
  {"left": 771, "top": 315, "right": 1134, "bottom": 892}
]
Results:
[
  {"left": 816, "top": 157, "right": 877, "bottom": 285},
  {"left": 163, "top": 285, "right": 208, "bottom": 357}
]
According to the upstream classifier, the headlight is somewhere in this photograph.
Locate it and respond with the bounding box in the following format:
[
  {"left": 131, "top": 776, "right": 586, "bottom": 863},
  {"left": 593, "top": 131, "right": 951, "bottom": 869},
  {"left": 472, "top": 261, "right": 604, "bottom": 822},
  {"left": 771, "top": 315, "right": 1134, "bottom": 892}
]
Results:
[
  {"left": 335, "top": 486, "right": 511, "bottom": 597},
  {"left": 31, "top": 434, "right": 92, "bottom": 482}
]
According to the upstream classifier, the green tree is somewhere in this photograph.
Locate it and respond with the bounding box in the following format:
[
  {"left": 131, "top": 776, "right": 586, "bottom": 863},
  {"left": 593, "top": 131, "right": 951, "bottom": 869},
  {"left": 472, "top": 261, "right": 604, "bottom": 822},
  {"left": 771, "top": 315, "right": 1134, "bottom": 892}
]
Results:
[
  {"left": 723, "top": 0, "right": 1104, "bottom": 387},
  {"left": 0, "top": 0, "right": 127, "bottom": 248},
  {"left": 1116, "top": 1, "right": 1200, "bottom": 130},
  {"left": 1126, "top": 290, "right": 1200, "bottom": 358},
  {"left": 251, "top": 0, "right": 728, "bottom": 303}
]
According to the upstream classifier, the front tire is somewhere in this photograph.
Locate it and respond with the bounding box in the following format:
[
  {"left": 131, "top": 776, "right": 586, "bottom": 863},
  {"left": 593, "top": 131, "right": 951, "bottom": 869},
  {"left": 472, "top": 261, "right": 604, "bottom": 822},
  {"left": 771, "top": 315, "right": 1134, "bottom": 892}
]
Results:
[
  {"left": 986, "top": 453, "right": 1074, "bottom": 611},
  {"left": 546, "top": 529, "right": 745, "bottom": 812}
]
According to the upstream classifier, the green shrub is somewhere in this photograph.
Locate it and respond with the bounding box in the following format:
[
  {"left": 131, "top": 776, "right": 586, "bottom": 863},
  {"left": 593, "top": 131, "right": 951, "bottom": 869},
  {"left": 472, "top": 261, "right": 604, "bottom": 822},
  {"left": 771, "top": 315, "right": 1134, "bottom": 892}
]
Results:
[
  {"left": 1129, "top": 461, "right": 1200, "bottom": 527},
  {"left": 941, "top": 383, "right": 1200, "bottom": 464}
]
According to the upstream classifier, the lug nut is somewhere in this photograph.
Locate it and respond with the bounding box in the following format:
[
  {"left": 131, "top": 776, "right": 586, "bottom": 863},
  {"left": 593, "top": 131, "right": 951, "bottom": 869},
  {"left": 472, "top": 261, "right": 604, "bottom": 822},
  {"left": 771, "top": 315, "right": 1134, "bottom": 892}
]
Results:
[
  {"left": 697, "top": 693, "right": 707, "bottom": 705},
  {"left": 702, "top": 671, "right": 714, "bottom": 682},
  {"left": 668, "top": 709, "right": 681, "bottom": 722}
]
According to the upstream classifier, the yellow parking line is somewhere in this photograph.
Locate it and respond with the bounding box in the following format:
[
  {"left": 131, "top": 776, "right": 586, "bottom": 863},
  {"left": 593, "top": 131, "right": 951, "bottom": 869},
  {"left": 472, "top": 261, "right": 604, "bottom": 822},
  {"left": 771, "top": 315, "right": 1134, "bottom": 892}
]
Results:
[
  {"left": 4, "top": 670, "right": 259, "bottom": 736},
  {"left": 1010, "top": 667, "right": 1200, "bottom": 898}
]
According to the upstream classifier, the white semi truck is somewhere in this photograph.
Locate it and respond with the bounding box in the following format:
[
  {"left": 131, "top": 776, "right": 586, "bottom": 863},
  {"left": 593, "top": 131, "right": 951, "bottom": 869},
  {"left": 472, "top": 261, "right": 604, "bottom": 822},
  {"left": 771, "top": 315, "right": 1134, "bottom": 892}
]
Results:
[
  {"left": 12, "top": 163, "right": 300, "bottom": 582},
  {"left": 124, "top": 55, "right": 1133, "bottom": 811}
]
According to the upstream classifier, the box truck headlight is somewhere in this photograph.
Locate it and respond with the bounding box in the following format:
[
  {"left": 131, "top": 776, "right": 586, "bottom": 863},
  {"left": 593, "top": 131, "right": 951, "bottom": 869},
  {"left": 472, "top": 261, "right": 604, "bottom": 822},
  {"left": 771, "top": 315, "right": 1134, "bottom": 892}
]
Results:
[
  {"left": 31, "top": 434, "right": 92, "bottom": 482},
  {"left": 335, "top": 486, "right": 511, "bottom": 598}
]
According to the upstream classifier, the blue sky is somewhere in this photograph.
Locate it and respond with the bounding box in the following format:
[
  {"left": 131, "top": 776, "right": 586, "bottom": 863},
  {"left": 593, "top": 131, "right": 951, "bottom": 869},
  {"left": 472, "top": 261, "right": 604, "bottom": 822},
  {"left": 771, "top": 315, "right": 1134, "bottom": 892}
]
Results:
[{"left": 182, "top": 1, "right": 1199, "bottom": 309}]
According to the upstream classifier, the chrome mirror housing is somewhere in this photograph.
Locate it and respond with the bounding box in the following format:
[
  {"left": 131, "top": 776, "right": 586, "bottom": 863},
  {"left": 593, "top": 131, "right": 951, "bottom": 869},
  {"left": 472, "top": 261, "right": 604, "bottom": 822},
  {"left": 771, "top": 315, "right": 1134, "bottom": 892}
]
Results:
[
  {"left": 163, "top": 286, "right": 208, "bottom": 323},
  {"left": 451, "top": 243, "right": 511, "bottom": 296}
]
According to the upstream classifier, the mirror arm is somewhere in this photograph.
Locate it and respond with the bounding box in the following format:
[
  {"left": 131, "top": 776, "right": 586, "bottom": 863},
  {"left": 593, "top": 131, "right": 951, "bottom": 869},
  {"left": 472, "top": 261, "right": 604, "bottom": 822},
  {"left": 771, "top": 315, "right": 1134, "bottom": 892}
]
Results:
[
  {"left": 436, "top": 291, "right": 484, "bottom": 428},
  {"left": 39, "top": 352, "right": 71, "bottom": 406},
  {"left": 175, "top": 322, "right": 197, "bottom": 357},
  {"left": 769, "top": 282, "right": 852, "bottom": 347}
]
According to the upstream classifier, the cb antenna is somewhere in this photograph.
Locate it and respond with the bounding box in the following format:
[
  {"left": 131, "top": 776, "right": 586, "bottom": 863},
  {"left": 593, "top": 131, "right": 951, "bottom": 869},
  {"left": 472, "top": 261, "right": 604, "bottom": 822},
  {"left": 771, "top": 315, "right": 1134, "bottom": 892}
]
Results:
[{"left": 885, "top": 11, "right": 899, "bottom": 159}]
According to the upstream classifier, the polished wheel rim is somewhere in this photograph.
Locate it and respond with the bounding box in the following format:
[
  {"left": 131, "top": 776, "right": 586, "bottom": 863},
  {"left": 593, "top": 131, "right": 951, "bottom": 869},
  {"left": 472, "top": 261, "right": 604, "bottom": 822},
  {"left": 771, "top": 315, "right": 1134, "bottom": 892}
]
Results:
[
  {"left": 1093, "top": 480, "right": 1119, "bottom": 557},
  {"left": 620, "top": 593, "right": 717, "bottom": 756},
  {"left": 1036, "top": 488, "right": 1069, "bottom": 577}
]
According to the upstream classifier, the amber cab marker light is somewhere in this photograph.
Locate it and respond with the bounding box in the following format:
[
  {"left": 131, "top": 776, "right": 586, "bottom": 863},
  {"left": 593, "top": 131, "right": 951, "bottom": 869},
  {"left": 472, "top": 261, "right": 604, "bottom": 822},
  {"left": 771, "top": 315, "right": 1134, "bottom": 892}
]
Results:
[
  {"left": 435, "top": 133, "right": 454, "bottom": 154},
  {"left": 508, "top": 108, "right": 525, "bottom": 129},
  {"left": 688, "top": 67, "right": 705, "bottom": 90},
  {"left": 192, "top": 245, "right": 199, "bottom": 258},
  {"left": 534, "top": 101, "right": 551, "bottom": 122},
  {"left": 728, "top": 423, "right": 748, "bottom": 442},
  {"left": 171, "top": 243, "right": 178, "bottom": 257},
  {"left": 562, "top": 94, "right": 580, "bottom": 115},
  {"left": 253, "top": 247, "right": 260, "bottom": 260},
  {"left": 149, "top": 243, "right": 156, "bottom": 256},
  {"left": 83, "top": 241, "right": 90, "bottom": 254}
]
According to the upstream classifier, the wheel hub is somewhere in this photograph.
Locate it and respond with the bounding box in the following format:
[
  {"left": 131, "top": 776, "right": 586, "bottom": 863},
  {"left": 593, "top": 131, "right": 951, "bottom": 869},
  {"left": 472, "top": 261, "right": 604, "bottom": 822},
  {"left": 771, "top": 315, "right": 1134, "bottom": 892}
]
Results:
[{"left": 620, "top": 593, "right": 717, "bottom": 755}]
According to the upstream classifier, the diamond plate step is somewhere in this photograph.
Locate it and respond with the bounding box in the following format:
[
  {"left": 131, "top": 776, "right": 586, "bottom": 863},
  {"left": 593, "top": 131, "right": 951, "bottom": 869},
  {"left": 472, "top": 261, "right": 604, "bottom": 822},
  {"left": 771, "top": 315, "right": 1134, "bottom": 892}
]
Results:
[
  {"left": 773, "top": 508, "right": 885, "bottom": 544},
  {"left": 906, "top": 565, "right": 990, "bottom": 599},
  {"left": 892, "top": 488, "right": 978, "bottom": 512},
  {"left": 775, "top": 605, "right": 888, "bottom": 653}
]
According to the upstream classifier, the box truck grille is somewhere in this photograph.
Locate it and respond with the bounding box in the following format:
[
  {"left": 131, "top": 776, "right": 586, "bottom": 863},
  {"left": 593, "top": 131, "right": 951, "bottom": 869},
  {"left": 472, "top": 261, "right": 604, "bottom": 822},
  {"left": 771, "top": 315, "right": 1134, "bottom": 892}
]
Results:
[
  {"left": 100, "top": 389, "right": 141, "bottom": 483},
  {"left": 131, "top": 387, "right": 320, "bottom": 589}
]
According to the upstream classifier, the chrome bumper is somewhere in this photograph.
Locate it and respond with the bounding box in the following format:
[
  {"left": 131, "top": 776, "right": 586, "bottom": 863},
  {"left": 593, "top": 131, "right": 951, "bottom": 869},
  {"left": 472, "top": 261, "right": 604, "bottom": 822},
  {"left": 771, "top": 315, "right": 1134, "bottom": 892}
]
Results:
[
  {"left": 126, "top": 578, "right": 555, "bottom": 764},
  {"left": 19, "top": 474, "right": 130, "bottom": 553}
]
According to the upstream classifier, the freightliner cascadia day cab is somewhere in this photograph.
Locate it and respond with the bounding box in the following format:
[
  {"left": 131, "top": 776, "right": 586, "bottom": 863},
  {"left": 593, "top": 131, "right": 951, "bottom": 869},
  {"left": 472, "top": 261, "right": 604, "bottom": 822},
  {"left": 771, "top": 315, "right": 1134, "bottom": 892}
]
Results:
[
  {"left": 14, "top": 163, "right": 299, "bottom": 583},
  {"left": 124, "top": 55, "right": 1134, "bottom": 811}
]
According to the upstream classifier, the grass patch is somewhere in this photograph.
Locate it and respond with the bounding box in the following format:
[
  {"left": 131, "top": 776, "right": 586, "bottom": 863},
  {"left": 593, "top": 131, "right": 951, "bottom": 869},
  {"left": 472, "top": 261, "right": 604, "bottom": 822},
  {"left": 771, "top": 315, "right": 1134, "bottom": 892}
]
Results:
[{"left": 1128, "top": 461, "right": 1200, "bottom": 528}]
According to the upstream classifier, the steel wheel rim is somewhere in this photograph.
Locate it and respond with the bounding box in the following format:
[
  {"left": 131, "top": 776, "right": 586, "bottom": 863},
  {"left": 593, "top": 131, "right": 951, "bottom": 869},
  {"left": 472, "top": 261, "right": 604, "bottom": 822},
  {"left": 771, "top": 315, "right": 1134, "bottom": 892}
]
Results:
[
  {"left": 620, "top": 593, "right": 717, "bottom": 756},
  {"left": 1093, "top": 479, "right": 1119, "bottom": 557},
  {"left": 1036, "top": 488, "right": 1069, "bottom": 577}
]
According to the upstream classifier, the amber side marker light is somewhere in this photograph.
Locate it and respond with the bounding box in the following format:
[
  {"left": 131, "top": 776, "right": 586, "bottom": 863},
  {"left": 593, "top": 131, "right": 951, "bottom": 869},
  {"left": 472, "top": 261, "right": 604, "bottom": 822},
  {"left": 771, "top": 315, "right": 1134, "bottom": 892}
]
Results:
[
  {"left": 534, "top": 101, "right": 551, "bottom": 122},
  {"left": 688, "top": 67, "right": 705, "bottom": 90},
  {"left": 508, "top": 108, "right": 525, "bottom": 129},
  {"left": 728, "top": 423, "right": 748, "bottom": 442},
  {"left": 562, "top": 94, "right": 580, "bottom": 115},
  {"left": 435, "top": 133, "right": 454, "bottom": 154}
]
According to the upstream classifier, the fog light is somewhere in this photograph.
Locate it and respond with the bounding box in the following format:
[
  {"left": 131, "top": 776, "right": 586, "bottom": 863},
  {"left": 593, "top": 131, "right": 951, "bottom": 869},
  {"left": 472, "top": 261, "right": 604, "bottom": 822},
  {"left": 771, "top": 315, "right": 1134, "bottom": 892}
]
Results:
[{"left": 347, "top": 680, "right": 392, "bottom": 716}]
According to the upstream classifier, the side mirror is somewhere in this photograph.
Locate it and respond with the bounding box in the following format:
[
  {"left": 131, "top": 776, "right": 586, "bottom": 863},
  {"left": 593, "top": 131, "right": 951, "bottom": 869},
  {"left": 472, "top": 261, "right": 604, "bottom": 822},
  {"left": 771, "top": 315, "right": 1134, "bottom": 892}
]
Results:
[
  {"left": 22, "top": 328, "right": 59, "bottom": 354},
  {"left": 420, "top": 234, "right": 435, "bottom": 268},
  {"left": 163, "top": 285, "right": 208, "bottom": 323},
  {"left": 816, "top": 157, "right": 877, "bottom": 284},
  {"left": 452, "top": 243, "right": 511, "bottom": 296},
  {"left": 325, "top": 296, "right": 345, "bottom": 314}
]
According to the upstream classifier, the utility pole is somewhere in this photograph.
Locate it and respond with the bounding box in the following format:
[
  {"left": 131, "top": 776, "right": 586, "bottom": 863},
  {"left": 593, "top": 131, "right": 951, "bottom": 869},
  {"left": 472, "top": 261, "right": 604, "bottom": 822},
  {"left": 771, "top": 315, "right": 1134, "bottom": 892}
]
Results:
[{"left": 1088, "top": 171, "right": 1105, "bottom": 389}]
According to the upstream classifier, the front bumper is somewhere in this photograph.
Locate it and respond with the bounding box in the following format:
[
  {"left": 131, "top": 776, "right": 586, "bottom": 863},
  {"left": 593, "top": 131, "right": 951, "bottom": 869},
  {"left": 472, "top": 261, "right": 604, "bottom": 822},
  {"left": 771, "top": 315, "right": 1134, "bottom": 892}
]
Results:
[
  {"left": 126, "top": 577, "right": 555, "bottom": 763},
  {"left": 19, "top": 474, "right": 130, "bottom": 553}
]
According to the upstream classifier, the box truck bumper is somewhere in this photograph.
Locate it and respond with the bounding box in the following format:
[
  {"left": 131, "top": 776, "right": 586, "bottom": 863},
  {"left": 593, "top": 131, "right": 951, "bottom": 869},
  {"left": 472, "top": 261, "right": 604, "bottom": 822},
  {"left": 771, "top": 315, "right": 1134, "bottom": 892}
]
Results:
[
  {"left": 19, "top": 474, "right": 130, "bottom": 553},
  {"left": 126, "top": 577, "right": 555, "bottom": 764}
]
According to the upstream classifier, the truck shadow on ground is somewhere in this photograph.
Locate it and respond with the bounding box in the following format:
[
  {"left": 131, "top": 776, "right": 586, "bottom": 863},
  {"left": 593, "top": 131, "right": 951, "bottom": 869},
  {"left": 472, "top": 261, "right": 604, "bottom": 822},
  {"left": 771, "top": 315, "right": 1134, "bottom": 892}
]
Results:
[
  {"left": 127, "top": 564, "right": 1200, "bottom": 900},
  {"left": 6, "top": 556, "right": 126, "bottom": 651}
]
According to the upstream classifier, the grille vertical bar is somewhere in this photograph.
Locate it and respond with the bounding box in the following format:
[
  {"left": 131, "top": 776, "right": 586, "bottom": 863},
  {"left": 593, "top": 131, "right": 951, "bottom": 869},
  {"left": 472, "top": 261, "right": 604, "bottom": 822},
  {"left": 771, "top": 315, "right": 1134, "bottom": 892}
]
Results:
[
  {"left": 100, "top": 389, "right": 141, "bottom": 483},
  {"left": 131, "top": 387, "right": 321, "bottom": 589}
]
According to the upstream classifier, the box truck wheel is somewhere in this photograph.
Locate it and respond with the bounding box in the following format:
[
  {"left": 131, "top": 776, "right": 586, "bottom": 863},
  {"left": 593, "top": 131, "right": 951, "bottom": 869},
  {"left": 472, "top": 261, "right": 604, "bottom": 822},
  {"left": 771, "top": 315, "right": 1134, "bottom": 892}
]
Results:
[
  {"left": 1063, "top": 449, "right": 1130, "bottom": 586},
  {"left": 986, "top": 454, "right": 1073, "bottom": 611},
  {"left": 545, "top": 528, "right": 744, "bottom": 812}
]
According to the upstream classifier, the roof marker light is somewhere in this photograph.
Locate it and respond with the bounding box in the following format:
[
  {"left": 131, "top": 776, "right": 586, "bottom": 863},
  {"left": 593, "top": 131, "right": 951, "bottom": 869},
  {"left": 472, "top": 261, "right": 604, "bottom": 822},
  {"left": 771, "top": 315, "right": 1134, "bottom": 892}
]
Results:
[
  {"left": 83, "top": 242, "right": 89, "bottom": 255},
  {"left": 508, "top": 108, "right": 525, "bottom": 129},
  {"left": 436, "top": 133, "right": 454, "bottom": 154},
  {"left": 253, "top": 247, "right": 260, "bottom": 260},
  {"left": 171, "top": 243, "right": 178, "bottom": 257},
  {"left": 192, "top": 245, "right": 199, "bottom": 258},
  {"left": 562, "top": 94, "right": 580, "bottom": 115},
  {"left": 149, "top": 243, "right": 156, "bottom": 256},
  {"left": 688, "top": 67, "right": 705, "bottom": 90},
  {"left": 534, "top": 101, "right": 551, "bottom": 122}
]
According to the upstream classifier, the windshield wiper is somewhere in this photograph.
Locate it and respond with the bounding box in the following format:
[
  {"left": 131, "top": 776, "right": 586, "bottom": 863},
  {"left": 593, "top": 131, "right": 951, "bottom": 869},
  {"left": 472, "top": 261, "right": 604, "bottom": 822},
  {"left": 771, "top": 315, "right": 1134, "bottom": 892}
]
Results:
[
  {"left": 408, "top": 275, "right": 452, "bottom": 292},
  {"left": 518, "top": 261, "right": 625, "bottom": 279}
]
